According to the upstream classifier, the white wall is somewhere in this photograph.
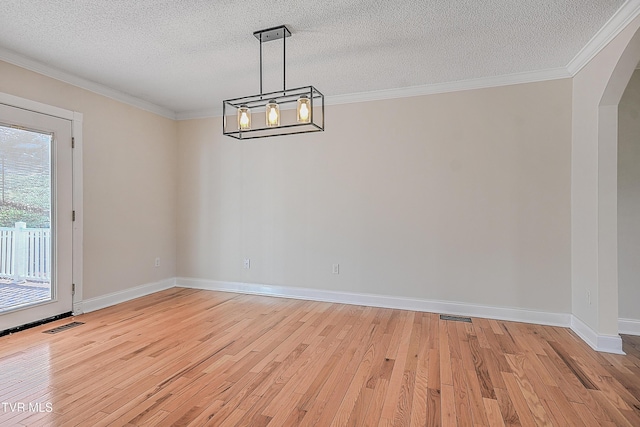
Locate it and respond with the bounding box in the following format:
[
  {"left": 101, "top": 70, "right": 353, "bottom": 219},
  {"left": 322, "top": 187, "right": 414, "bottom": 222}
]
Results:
[
  {"left": 0, "top": 60, "right": 178, "bottom": 299},
  {"left": 572, "top": 14, "right": 640, "bottom": 337},
  {"left": 619, "top": 69, "right": 640, "bottom": 321},
  {"left": 178, "top": 80, "right": 572, "bottom": 313}
]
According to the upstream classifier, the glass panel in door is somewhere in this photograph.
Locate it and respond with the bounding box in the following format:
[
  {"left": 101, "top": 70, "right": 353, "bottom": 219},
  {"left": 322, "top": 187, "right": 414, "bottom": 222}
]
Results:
[{"left": 0, "top": 125, "right": 52, "bottom": 312}]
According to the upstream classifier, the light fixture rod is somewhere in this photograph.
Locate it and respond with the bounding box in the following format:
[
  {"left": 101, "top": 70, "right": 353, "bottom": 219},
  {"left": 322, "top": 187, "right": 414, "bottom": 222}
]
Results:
[{"left": 253, "top": 25, "right": 291, "bottom": 97}]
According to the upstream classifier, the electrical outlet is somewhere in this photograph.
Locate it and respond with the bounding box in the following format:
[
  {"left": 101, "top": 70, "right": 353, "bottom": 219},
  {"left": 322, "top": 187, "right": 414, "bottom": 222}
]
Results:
[
  {"left": 154, "top": 257, "right": 160, "bottom": 267},
  {"left": 332, "top": 263, "right": 339, "bottom": 274},
  {"left": 244, "top": 258, "right": 251, "bottom": 270}
]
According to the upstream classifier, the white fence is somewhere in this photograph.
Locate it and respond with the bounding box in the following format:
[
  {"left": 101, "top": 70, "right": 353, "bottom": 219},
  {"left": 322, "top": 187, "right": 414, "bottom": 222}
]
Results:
[{"left": 0, "top": 222, "right": 51, "bottom": 282}]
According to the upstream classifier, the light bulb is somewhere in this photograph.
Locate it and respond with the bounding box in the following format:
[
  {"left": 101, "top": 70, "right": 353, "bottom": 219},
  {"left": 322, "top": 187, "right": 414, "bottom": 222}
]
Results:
[
  {"left": 237, "top": 105, "right": 251, "bottom": 130},
  {"left": 266, "top": 100, "right": 280, "bottom": 127},
  {"left": 269, "top": 108, "right": 278, "bottom": 123},
  {"left": 297, "top": 97, "right": 311, "bottom": 123},
  {"left": 239, "top": 112, "right": 250, "bottom": 128},
  {"left": 299, "top": 104, "right": 309, "bottom": 120}
]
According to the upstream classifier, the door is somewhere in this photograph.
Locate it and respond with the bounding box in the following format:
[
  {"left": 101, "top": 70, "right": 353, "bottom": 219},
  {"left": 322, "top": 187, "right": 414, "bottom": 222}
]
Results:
[{"left": 0, "top": 103, "right": 73, "bottom": 331}]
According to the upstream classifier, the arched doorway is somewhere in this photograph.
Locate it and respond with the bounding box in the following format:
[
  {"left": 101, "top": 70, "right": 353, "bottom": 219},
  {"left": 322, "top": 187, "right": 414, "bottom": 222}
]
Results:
[
  {"left": 599, "top": 26, "right": 640, "bottom": 344},
  {"left": 571, "top": 15, "right": 640, "bottom": 354}
]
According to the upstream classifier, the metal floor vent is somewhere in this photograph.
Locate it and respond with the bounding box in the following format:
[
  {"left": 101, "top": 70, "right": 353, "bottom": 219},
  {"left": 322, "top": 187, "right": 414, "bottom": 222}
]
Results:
[
  {"left": 43, "top": 321, "right": 84, "bottom": 334},
  {"left": 440, "top": 315, "right": 472, "bottom": 323}
]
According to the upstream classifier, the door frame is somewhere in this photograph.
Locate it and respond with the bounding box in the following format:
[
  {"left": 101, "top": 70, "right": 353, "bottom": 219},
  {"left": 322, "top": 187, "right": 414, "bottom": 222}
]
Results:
[{"left": 0, "top": 92, "right": 83, "bottom": 315}]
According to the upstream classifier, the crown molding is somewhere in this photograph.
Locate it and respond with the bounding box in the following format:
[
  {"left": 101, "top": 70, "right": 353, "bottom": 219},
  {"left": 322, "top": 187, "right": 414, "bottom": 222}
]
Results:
[
  {"left": 176, "top": 107, "right": 221, "bottom": 121},
  {"left": 176, "top": 67, "right": 571, "bottom": 120},
  {"left": 0, "top": 47, "right": 177, "bottom": 120},
  {"left": 324, "top": 68, "right": 570, "bottom": 108},
  {"left": 566, "top": 0, "right": 640, "bottom": 76}
]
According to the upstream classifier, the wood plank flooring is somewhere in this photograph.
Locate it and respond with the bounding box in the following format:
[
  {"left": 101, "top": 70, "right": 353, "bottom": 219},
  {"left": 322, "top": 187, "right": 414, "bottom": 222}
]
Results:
[{"left": 0, "top": 288, "right": 639, "bottom": 426}]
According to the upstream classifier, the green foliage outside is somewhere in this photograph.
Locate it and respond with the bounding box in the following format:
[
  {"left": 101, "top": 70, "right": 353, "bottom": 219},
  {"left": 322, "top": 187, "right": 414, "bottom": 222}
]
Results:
[
  {"left": 0, "top": 126, "right": 51, "bottom": 229},
  {"left": 0, "top": 204, "right": 49, "bottom": 228}
]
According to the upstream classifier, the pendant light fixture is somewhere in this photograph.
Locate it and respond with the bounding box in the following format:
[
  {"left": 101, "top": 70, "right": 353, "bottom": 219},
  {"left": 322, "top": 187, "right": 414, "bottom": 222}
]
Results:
[{"left": 223, "top": 25, "right": 324, "bottom": 139}]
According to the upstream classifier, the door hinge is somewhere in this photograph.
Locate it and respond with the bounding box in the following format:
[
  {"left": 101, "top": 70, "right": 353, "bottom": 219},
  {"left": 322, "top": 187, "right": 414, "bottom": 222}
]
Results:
[
  {"left": 72, "top": 210, "right": 76, "bottom": 221},
  {"left": 72, "top": 137, "right": 75, "bottom": 148},
  {"left": 72, "top": 283, "right": 75, "bottom": 295}
]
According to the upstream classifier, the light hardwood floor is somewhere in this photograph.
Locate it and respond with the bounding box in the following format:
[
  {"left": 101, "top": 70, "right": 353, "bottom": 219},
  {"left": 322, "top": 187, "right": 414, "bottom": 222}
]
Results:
[{"left": 0, "top": 288, "right": 639, "bottom": 426}]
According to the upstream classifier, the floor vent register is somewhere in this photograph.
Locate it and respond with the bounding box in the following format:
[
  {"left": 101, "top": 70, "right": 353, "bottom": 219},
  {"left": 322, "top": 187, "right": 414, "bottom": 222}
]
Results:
[
  {"left": 43, "top": 321, "right": 85, "bottom": 334},
  {"left": 439, "top": 314, "right": 472, "bottom": 323}
]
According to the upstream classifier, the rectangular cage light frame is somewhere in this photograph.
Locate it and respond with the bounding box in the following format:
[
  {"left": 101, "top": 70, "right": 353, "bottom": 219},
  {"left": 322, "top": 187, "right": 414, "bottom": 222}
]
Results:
[{"left": 223, "top": 86, "right": 324, "bottom": 140}]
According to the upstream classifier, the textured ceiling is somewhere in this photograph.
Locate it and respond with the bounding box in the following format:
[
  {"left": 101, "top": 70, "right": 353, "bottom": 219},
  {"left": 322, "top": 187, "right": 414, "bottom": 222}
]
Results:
[{"left": 0, "top": 1, "right": 628, "bottom": 117}]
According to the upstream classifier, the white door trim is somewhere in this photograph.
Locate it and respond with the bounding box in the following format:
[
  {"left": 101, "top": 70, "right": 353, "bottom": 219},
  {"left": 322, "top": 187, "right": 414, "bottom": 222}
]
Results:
[{"left": 0, "top": 92, "right": 83, "bottom": 315}]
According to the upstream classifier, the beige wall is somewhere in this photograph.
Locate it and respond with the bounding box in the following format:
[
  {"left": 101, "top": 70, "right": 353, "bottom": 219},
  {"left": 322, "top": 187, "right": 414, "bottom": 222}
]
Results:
[
  {"left": 178, "top": 80, "right": 572, "bottom": 313},
  {"left": 0, "top": 60, "right": 178, "bottom": 299},
  {"left": 619, "top": 69, "right": 640, "bottom": 321},
  {"left": 0, "top": 57, "right": 576, "bottom": 316}
]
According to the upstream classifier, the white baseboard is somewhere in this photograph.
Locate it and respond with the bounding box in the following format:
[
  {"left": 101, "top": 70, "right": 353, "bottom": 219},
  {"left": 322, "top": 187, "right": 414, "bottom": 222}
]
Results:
[
  {"left": 176, "top": 277, "right": 571, "bottom": 328},
  {"left": 78, "top": 277, "right": 176, "bottom": 314},
  {"left": 619, "top": 318, "right": 640, "bottom": 336},
  {"left": 73, "top": 301, "right": 83, "bottom": 315},
  {"left": 74, "top": 276, "right": 626, "bottom": 355},
  {"left": 570, "top": 315, "right": 624, "bottom": 354}
]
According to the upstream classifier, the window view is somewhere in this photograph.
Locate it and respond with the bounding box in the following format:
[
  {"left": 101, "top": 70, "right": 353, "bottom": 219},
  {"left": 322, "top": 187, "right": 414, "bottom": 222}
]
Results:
[{"left": 0, "top": 124, "right": 52, "bottom": 312}]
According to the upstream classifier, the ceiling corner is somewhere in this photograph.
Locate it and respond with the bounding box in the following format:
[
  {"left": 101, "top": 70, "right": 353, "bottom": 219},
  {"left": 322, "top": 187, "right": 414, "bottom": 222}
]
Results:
[
  {"left": 0, "top": 47, "right": 177, "bottom": 120},
  {"left": 566, "top": 0, "right": 640, "bottom": 76}
]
